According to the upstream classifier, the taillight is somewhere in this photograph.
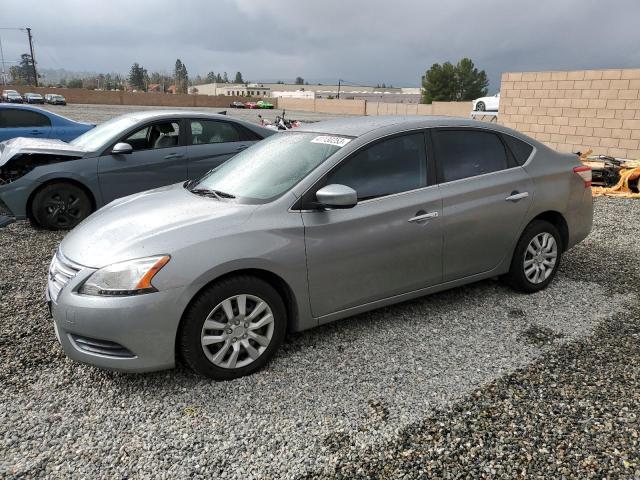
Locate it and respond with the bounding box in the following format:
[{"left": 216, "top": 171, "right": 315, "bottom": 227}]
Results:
[{"left": 573, "top": 165, "right": 592, "bottom": 188}]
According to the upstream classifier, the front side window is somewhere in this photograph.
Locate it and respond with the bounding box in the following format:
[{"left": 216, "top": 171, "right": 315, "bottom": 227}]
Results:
[
  {"left": 123, "top": 121, "right": 180, "bottom": 151},
  {"left": 190, "top": 132, "right": 348, "bottom": 201},
  {"left": 0, "top": 109, "right": 51, "bottom": 128},
  {"left": 326, "top": 132, "right": 427, "bottom": 200},
  {"left": 434, "top": 129, "right": 509, "bottom": 182}
]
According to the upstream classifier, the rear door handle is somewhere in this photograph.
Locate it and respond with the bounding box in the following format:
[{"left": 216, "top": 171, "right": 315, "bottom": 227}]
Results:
[
  {"left": 505, "top": 191, "right": 529, "bottom": 202},
  {"left": 408, "top": 211, "right": 439, "bottom": 223},
  {"left": 30, "top": 130, "right": 44, "bottom": 135},
  {"left": 164, "top": 153, "right": 184, "bottom": 160}
]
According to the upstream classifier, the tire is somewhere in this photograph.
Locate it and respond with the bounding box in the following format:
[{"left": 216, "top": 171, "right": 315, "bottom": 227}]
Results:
[
  {"left": 179, "top": 276, "right": 287, "bottom": 380},
  {"left": 476, "top": 101, "right": 486, "bottom": 111},
  {"left": 503, "top": 220, "right": 562, "bottom": 293},
  {"left": 31, "top": 182, "right": 93, "bottom": 230}
]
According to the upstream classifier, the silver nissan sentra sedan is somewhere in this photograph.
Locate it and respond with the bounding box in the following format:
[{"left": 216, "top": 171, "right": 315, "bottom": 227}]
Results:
[{"left": 47, "top": 116, "right": 593, "bottom": 379}]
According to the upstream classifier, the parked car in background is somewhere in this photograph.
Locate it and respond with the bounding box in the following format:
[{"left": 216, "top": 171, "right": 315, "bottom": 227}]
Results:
[
  {"left": 2, "top": 90, "right": 21, "bottom": 102},
  {"left": 244, "top": 101, "right": 258, "bottom": 109},
  {"left": 0, "top": 104, "right": 94, "bottom": 143},
  {"left": 24, "top": 93, "right": 45, "bottom": 104},
  {"left": 472, "top": 92, "right": 500, "bottom": 111},
  {"left": 45, "top": 116, "right": 593, "bottom": 379},
  {"left": 257, "top": 100, "right": 274, "bottom": 109},
  {"left": 45, "top": 94, "right": 67, "bottom": 105},
  {"left": 5, "top": 92, "right": 24, "bottom": 104},
  {"left": 0, "top": 110, "right": 274, "bottom": 229},
  {"left": 230, "top": 101, "right": 245, "bottom": 108}
]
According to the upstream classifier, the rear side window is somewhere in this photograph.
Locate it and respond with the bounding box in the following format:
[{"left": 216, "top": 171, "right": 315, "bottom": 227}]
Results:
[
  {"left": 0, "top": 109, "right": 51, "bottom": 128},
  {"left": 190, "top": 120, "right": 261, "bottom": 145},
  {"left": 502, "top": 134, "right": 533, "bottom": 165},
  {"left": 434, "top": 129, "right": 509, "bottom": 182},
  {"left": 327, "top": 132, "right": 427, "bottom": 200}
]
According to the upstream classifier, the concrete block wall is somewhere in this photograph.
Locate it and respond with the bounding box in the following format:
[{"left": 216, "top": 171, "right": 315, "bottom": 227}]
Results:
[{"left": 499, "top": 69, "right": 640, "bottom": 159}]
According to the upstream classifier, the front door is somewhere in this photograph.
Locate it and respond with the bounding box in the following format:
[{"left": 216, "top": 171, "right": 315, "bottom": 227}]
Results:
[
  {"left": 97, "top": 119, "right": 188, "bottom": 204},
  {"left": 302, "top": 131, "right": 443, "bottom": 318},
  {"left": 433, "top": 128, "right": 533, "bottom": 281}
]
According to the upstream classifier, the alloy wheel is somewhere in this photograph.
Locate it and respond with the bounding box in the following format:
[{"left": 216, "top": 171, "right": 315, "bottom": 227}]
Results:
[
  {"left": 523, "top": 232, "right": 557, "bottom": 284},
  {"left": 44, "top": 191, "right": 84, "bottom": 228},
  {"left": 200, "top": 294, "right": 275, "bottom": 369}
]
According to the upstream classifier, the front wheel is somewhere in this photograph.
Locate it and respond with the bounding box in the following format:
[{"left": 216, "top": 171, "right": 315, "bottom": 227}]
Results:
[
  {"left": 503, "top": 220, "right": 562, "bottom": 293},
  {"left": 179, "top": 276, "right": 287, "bottom": 380},
  {"left": 476, "top": 101, "right": 486, "bottom": 111},
  {"left": 31, "top": 182, "right": 93, "bottom": 230}
]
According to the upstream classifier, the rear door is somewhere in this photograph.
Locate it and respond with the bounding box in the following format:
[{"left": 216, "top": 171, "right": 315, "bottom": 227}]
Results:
[
  {"left": 0, "top": 108, "right": 52, "bottom": 141},
  {"left": 433, "top": 127, "right": 533, "bottom": 282},
  {"left": 302, "top": 131, "right": 443, "bottom": 318},
  {"left": 186, "top": 119, "right": 262, "bottom": 179},
  {"left": 97, "top": 119, "right": 188, "bottom": 203}
]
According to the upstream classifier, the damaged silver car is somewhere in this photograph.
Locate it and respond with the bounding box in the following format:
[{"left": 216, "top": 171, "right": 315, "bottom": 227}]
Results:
[{"left": 0, "top": 110, "right": 274, "bottom": 229}]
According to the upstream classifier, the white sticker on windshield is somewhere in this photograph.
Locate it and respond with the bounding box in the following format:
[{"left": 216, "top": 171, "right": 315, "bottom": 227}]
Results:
[{"left": 311, "top": 135, "right": 351, "bottom": 147}]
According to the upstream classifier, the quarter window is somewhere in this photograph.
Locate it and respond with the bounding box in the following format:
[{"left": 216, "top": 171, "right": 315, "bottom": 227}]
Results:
[
  {"left": 0, "top": 109, "right": 51, "bottom": 128},
  {"left": 502, "top": 134, "right": 533, "bottom": 166},
  {"left": 434, "top": 129, "right": 509, "bottom": 182},
  {"left": 327, "top": 132, "right": 427, "bottom": 200}
]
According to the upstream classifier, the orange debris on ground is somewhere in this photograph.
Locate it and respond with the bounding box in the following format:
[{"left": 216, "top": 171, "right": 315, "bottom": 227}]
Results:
[{"left": 579, "top": 149, "right": 640, "bottom": 199}]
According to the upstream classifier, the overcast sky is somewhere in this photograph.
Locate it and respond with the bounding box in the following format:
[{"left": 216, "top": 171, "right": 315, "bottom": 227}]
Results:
[{"left": 1, "top": 0, "right": 639, "bottom": 90}]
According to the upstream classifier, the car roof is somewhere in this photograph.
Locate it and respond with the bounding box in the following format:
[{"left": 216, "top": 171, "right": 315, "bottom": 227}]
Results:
[
  {"left": 296, "top": 115, "right": 530, "bottom": 139},
  {"left": 108, "top": 110, "right": 240, "bottom": 122}
]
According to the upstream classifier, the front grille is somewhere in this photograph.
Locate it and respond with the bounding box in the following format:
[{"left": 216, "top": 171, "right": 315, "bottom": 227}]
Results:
[
  {"left": 69, "top": 334, "right": 136, "bottom": 358},
  {"left": 47, "top": 251, "right": 82, "bottom": 302}
]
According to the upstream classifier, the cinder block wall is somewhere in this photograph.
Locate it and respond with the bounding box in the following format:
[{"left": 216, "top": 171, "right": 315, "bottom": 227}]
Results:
[{"left": 499, "top": 69, "right": 640, "bottom": 159}]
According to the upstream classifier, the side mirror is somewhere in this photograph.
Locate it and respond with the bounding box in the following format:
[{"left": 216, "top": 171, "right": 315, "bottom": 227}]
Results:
[
  {"left": 315, "top": 184, "right": 357, "bottom": 209},
  {"left": 111, "top": 142, "right": 133, "bottom": 155}
]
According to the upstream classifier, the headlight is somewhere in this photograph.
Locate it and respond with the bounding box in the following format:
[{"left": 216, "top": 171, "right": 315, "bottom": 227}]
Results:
[{"left": 79, "top": 255, "right": 170, "bottom": 296}]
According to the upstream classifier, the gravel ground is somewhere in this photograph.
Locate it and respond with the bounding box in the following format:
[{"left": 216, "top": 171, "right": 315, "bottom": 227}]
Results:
[
  {"left": 0, "top": 197, "right": 638, "bottom": 479},
  {"left": 40, "top": 103, "right": 344, "bottom": 126}
]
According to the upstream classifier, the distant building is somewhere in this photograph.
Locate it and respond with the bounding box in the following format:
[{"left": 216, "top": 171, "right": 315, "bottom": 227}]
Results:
[
  {"left": 147, "top": 84, "right": 162, "bottom": 93},
  {"left": 193, "top": 83, "right": 269, "bottom": 97},
  {"left": 271, "top": 90, "right": 315, "bottom": 99}
]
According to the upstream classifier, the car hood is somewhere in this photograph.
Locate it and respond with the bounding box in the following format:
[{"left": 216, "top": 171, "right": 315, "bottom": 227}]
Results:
[
  {"left": 0, "top": 137, "right": 87, "bottom": 167},
  {"left": 60, "top": 183, "right": 259, "bottom": 268}
]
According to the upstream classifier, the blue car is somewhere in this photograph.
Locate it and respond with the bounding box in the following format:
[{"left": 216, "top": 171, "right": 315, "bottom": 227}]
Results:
[{"left": 0, "top": 104, "right": 94, "bottom": 142}]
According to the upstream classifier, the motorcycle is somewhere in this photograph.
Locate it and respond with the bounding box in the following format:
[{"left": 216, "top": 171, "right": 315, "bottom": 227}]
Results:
[{"left": 258, "top": 110, "right": 301, "bottom": 131}]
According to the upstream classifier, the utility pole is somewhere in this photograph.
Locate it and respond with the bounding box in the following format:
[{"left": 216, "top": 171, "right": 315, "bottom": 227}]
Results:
[
  {"left": 26, "top": 27, "right": 38, "bottom": 87},
  {"left": 337, "top": 79, "right": 341, "bottom": 99},
  {"left": 0, "top": 34, "right": 6, "bottom": 86}
]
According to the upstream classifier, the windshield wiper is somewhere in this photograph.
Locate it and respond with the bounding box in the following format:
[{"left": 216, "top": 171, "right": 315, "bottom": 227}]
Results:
[{"left": 189, "top": 187, "right": 236, "bottom": 199}]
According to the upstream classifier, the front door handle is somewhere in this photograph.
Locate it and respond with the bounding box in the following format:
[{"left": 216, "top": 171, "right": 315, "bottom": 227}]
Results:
[
  {"left": 234, "top": 145, "right": 249, "bottom": 152},
  {"left": 30, "top": 130, "right": 44, "bottom": 135},
  {"left": 408, "top": 211, "right": 439, "bottom": 223},
  {"left": 505, "top": 191, "right": 529, "bottom": 202},
  {"left": 164, "top": 153, "right": 184, "bottom": 160}
]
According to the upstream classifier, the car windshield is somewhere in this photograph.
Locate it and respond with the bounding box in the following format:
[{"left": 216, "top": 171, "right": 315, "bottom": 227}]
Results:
[
  {"left": 69, "top": 115, "right": 139, "bottom": 151},
  {"left": 189, "top": 132, "right": 350, "bottom": 202}
]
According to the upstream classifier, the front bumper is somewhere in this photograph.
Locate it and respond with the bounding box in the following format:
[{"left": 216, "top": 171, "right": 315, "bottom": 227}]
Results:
[{"left": 49, "top": 257, "right": 188, "bottom": 373}]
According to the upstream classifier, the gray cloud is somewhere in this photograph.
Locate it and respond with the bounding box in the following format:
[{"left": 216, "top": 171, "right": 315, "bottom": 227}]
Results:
[{"left": 1, "top": 0, "right": 639, "bottom": 89}]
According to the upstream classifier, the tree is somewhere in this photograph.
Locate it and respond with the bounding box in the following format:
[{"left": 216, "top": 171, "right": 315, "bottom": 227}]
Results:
[
  {"left": 215, "top": 73, "right": 223, "bottom": 83},
  {"left": 421, "top": 57, "right": 488, "bottom": 104},
  {"left": 455, "top": 58, "right": 488, "bottom": 101},
  {"left": 206, "top": 71, "right": 216, "bottom": 83},
  {"left": 222, "top": 72, "right": 229, "bottom": 83},
  {"left": 128, "top": 62, "right": 147, "bottom": 91},
  {"left": 9, "top": 54, "right": 36, "bottom": 85},
  {"left": 295, "top": 76, "right": 304, "bottom": 85},
  {"left": 174, "top": 59, "right": 189, "bottom": 94},
  {"left": 67, "top": 78, "right": 83, "bottom": 89},
  {"left": 234, "top": 71, "right": 244, "bottom": 84}
]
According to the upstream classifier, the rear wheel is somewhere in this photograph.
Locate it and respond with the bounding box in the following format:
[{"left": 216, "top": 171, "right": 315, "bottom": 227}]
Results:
[
  {"left": 503, "top": 220, "right": 562, "bottom": 293},
  {"left": 476, "top": 101, "right": 486, "bottom": 111},
  {"left": 179, "top": 276, "right": 286, "bottom": 380},
  {"left": 31, "top": 182, "right": 93, "bottom": 230}
]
